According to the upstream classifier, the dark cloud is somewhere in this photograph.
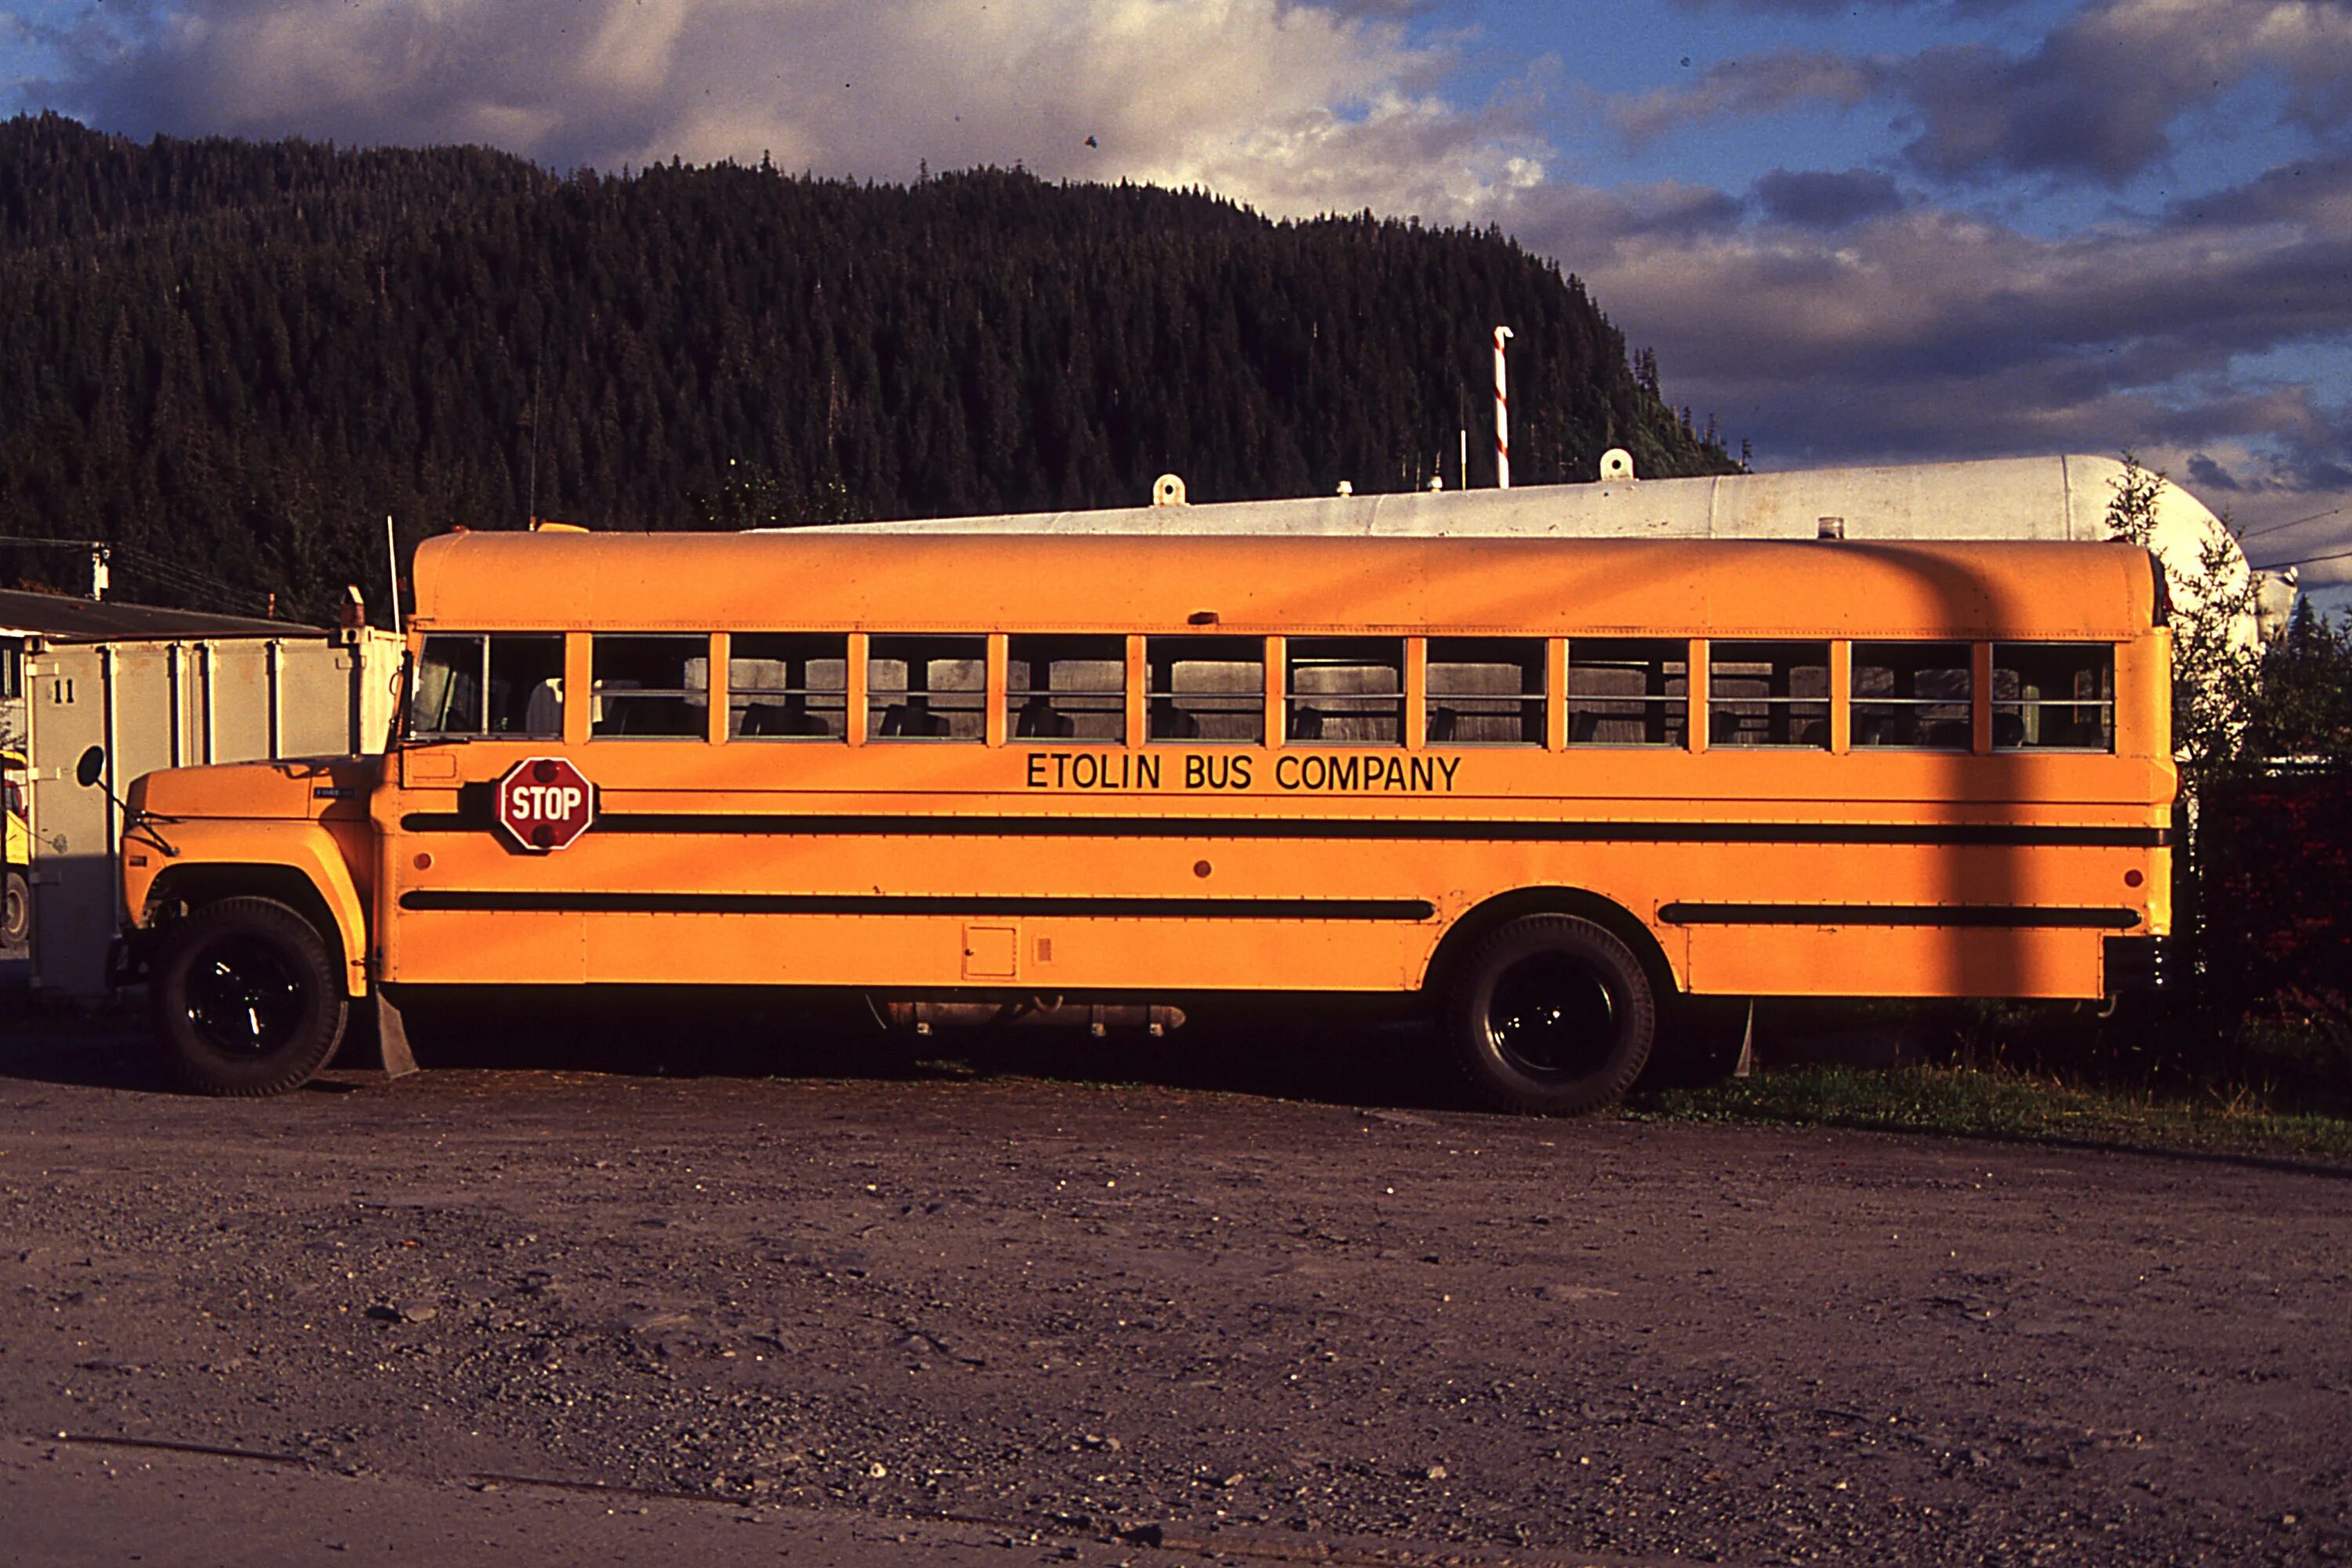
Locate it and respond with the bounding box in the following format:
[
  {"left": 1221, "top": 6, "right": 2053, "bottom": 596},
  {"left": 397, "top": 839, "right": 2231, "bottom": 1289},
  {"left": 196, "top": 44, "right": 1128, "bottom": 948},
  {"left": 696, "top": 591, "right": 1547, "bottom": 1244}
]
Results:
[
  {"left": 1608, "top": 49, "right": 1881, "bottom": 145},
  {"left": 2188, "top": 455, "right": 2244, "bottom": 493},
  {"left": 1613, "top": 4, "right": 2352, "bottom": 190},
  {"left": 1753, "top": 168, "right": 1903, "bottom": 228},
  {"left": 2266, "top": 430, "right": 2352, "bottom": 503},
  {"left": 1896, "top": 39, "right": 2179, "bottom": 186},
  {"left": 1896, "top": 2, "right": 2352, "bottom": 186},
  {"left": 2165, "top": 154, "right": 2352, "bottom": 228}
]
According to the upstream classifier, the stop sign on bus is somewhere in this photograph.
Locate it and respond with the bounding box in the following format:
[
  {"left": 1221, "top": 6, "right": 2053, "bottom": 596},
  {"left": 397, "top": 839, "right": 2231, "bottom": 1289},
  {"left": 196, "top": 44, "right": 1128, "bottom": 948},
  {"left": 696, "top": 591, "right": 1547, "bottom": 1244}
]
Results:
[{"left": 495, "top": 757, "right": 596, "bottom": 852}]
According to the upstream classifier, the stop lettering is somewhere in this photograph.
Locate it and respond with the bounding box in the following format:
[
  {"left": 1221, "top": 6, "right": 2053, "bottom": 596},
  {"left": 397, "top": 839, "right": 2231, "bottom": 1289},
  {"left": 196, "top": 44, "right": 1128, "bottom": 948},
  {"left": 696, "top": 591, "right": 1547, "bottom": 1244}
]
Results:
[{"left": 494, "top": 757, "right": 597, "bottom": 851}]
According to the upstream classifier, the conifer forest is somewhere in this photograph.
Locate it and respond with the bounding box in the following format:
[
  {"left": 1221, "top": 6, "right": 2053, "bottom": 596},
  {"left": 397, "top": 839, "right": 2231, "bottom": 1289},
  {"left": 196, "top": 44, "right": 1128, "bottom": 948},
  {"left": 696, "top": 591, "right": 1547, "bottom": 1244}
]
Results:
[{"left": 0, "top": 113, "right": 1735, "bottom": 622}]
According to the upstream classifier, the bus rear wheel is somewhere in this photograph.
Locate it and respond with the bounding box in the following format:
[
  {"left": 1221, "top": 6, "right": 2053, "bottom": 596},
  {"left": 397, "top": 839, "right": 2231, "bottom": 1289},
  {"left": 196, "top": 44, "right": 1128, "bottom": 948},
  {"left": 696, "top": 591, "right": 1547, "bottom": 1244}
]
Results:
[
  {"left": 1447, "top": 915, "right": 1654, "bottom": 1114},
  {"left": 151, "top": 896, "right": 348, "bottom": 1097},
  {"left": 2, "top": 869, "right": 27, "bottom": 949}
]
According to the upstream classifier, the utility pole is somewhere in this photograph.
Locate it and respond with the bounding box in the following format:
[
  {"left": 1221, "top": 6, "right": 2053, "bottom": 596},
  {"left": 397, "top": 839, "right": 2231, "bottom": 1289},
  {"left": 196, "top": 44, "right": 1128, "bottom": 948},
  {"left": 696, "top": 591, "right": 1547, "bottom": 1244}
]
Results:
[
  {"left": 524, "top": 365, "right": 543, "bottom": 527},
  {"left": 1493, "top": 325, "right": 1515, "bottom": 489}
]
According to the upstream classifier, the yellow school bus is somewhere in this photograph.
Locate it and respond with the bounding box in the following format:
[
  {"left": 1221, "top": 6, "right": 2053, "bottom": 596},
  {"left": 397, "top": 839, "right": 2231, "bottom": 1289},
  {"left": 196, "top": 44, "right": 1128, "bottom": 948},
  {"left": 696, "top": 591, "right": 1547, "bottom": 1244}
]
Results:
[{"left": 110, "top": 527, "right": 2173, "bottom": 1108}]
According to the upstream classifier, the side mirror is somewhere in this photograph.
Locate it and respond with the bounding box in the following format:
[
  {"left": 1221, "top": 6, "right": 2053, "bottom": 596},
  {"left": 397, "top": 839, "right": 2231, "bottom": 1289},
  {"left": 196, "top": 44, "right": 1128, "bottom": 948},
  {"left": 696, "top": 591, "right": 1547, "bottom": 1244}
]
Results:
[{"left": 73, "top": 743, "right": 176, "bottom": 858}]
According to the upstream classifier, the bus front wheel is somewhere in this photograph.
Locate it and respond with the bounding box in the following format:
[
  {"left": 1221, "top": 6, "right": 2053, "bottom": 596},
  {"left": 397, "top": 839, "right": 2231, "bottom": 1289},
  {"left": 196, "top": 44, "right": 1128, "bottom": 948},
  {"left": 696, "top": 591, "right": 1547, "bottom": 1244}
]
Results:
[
  {"left": 1447, "top": 915, "right": 1654, "bottom": 1114},
  {"left": 151, "top": 897, "right": 349, "bottom": 1097}
]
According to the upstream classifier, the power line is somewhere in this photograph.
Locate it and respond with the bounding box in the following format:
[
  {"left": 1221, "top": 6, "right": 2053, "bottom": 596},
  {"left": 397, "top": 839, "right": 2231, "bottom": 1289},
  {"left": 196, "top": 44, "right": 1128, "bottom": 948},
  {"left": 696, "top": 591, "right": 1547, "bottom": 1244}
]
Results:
[
  {"left": 2250, "top": 543, "right": 2352, "bottom": 572},
  {"left": 2236, "top": 505, "right": 2345, "bottom": 543},
  {"left": 0, "top": 534, "right": 277, "bottom": 615},
  {"left": 113, "top": 555, "right": 276, "bottom": 615}
]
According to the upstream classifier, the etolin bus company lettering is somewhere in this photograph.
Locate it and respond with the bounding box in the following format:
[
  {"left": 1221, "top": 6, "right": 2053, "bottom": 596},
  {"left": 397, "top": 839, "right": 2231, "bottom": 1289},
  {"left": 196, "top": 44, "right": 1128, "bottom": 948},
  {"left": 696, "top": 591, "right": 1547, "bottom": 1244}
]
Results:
[{"left": 1023, "top": 752, "right": 1461, "bottom": 793}]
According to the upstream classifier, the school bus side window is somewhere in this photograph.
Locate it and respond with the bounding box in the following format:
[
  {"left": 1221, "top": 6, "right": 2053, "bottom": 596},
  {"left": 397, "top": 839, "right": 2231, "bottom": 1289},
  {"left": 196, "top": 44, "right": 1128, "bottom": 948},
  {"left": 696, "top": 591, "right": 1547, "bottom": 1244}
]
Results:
[
  {"left": 1427, "top": 637, "right": 1544, "bottom": 746},
  {"left": 869, "top": 636, "right": 986, "bottom": 741},
  {"left": 593, "top": 635, "right": 710, "bottom": 739},
  {"left": 1148, "top": 637, "right": 1264, "bottom": 743},
  {"left": 1287, "top": 637, "right": 1403, "bottom": 745},
  {"left": 1008, "top": 635, "right": 1125, "bottom": 743},
  {"left": 1708, "top": 641, "right": 1831, "bottom": 749},
  {"left": 1568, "top": 638, "right": 1687, "bottom": 746},
  {"left": 410, "top": 633, "right": 564, "bottom": 738},
  {"left": 731, "top": 633, "right": 849, "bottom": 739},
  {"left": 1853, "top": 642, "right": 1972, "bottom": 749},
  {"left": 1994, "top": 644, "right": 2114, "bottom": 751}
]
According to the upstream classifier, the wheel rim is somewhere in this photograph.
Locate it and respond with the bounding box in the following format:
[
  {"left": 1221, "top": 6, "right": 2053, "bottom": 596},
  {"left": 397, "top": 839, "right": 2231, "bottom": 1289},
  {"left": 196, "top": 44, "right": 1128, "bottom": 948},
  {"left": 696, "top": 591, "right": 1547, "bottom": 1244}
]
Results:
[
  {"left": 1483, "top": 949, "right": 1624, "bottom": 1082},
  {"left": 182, "top": 935, "right": 310, "bottom": 1059}
]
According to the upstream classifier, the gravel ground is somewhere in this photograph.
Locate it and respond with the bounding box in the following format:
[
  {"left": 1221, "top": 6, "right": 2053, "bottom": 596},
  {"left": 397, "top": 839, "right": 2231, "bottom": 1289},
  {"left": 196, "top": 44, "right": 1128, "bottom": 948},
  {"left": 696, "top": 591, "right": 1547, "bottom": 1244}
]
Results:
[{"left": 3, "top": 1004, "right": 2350, "bottom": 1566}]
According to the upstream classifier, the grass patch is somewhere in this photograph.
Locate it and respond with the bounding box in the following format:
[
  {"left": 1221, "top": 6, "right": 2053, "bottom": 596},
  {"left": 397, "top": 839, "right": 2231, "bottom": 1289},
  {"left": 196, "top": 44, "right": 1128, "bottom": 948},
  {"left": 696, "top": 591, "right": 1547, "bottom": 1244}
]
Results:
[{"left": 1629, "top": 1063, "right": 2352, "bottom": 1163}]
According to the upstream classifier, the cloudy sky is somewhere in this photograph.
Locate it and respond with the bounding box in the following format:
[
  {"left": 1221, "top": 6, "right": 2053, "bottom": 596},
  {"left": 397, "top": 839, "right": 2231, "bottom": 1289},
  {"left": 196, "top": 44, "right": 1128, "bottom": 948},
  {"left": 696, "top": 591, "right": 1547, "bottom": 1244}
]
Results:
[{"left": 4, "top": 0, "right": 2350, "bottom": 595}]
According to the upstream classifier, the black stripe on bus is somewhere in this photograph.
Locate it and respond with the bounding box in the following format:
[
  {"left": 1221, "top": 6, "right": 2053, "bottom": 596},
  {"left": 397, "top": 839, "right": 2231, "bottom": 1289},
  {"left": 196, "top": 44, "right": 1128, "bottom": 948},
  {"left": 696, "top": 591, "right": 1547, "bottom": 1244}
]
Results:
[
  {"left": 1657, "top": 902, "right": 2142, "bottom": 930},
  {"left": 397, "top": 891, "right": 1436, "bottom": 921},
  {"left": 399, "top": 811, "right": 2169, "bottom": 849}
]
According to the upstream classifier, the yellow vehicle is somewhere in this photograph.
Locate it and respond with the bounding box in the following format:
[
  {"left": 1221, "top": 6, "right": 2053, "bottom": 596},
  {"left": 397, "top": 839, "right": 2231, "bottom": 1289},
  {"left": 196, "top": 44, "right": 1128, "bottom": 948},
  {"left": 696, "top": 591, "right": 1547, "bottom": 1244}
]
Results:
[
  {"left": 107, "top": 526, "right": 2174, "bottom": 1105},
  {"left": 4, "top": 747, "right": 28, "bottom": 949}
]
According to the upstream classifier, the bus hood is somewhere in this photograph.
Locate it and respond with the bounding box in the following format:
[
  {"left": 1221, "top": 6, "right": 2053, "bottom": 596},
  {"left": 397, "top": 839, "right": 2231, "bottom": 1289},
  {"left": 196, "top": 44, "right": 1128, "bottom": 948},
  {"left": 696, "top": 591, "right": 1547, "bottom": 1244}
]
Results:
[{"left": 129, "top": 757, "right": 382, "bottom": 822}]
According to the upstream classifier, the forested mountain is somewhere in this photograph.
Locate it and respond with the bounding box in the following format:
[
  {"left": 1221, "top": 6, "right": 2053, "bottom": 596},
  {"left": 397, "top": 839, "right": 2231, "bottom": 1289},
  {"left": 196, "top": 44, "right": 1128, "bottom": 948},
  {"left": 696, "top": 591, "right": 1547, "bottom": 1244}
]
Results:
[{"left": 0, "top": 112, "right": 1737, "bottom": 622}]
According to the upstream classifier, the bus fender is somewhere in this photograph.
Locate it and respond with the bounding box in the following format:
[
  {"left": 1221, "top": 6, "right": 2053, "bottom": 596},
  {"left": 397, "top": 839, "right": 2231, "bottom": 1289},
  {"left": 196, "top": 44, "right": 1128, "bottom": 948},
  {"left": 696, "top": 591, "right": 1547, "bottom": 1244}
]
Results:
[
  {"left": 1422, "top": 887, "right": 1686, "bottom": 1001},
  {"left": 136, "top": 821, "right": 372, "bottom": 998}
]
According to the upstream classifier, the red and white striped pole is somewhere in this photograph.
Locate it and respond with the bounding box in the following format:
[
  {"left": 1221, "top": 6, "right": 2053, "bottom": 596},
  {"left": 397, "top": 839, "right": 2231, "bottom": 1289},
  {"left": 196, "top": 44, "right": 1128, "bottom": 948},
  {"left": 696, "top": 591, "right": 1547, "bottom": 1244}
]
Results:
[{"left": 1492, "top": 325, "right": 1515, "bottom": 489}]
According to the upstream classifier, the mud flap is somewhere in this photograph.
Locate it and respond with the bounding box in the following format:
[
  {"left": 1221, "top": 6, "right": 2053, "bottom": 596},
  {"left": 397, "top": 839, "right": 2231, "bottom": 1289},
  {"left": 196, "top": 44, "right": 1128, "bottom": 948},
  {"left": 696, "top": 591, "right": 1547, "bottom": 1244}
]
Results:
[{"left": 342, "top": 985, "right": 419, "bottom": 1080}]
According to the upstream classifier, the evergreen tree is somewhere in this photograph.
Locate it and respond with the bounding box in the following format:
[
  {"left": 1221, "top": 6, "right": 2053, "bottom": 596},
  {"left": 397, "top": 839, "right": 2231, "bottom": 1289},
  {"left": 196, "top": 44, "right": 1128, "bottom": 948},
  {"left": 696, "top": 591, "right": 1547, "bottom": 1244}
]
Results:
[{"left": 0, "top": 114, "right": 1737, "bottom": 621}]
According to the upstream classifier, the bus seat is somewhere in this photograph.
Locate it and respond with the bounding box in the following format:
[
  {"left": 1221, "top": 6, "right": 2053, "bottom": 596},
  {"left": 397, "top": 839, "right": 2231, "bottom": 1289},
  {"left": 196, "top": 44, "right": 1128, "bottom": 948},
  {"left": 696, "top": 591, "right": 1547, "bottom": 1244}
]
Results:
[
  {"left": 590, "top": 677, "right": 641, "bottom": 734},
  {"left": 1922, "top": 719, "right": 1970, "bottom": 749},
  {"left": 880, "top": 703, "right": 952, "bottom": 738},
  {"left": 742, "top": 702, "right": 833, "bottom": 737},
  {"left": 1149, "top": 701, "right": 1200, "bottom": 740},
  {"left": 1015, "top": 698, "right": 1075, "bottom": 739},
  {"left": 630, "top": 697, "right": 702, "bottom": 736},
  {"left": 523, "top": 679, "right": 563, "bottom": 736}
]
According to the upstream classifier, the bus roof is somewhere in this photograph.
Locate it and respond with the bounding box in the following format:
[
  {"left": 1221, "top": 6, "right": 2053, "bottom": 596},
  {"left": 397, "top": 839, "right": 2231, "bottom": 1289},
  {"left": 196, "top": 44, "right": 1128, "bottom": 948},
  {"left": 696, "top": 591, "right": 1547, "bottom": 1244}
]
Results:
[{"left": 414, "top": 532, "right": 2158, "bottom": 643}]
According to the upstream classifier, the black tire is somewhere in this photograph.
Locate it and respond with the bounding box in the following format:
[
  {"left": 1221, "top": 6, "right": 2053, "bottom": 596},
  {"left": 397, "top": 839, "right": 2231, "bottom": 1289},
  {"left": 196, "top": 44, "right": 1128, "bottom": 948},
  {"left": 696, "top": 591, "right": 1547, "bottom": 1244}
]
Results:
[
  {"left": 2, "top": 869, "right": 27, "bottom": 949},
  {"left": 1446, "top": 914, "right": 1655, "bottom": 1114},
  {"left": 151, "top": 896, "right": 349, "bottom": 1097}
]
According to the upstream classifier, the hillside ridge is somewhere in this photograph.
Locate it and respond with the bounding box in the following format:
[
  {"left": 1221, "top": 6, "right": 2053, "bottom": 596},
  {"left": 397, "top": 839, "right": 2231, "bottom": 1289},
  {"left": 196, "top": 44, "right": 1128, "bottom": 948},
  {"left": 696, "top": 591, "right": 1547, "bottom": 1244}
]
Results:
[{"left": 0, "top": 112, "right": 1737, "bottom": 619}]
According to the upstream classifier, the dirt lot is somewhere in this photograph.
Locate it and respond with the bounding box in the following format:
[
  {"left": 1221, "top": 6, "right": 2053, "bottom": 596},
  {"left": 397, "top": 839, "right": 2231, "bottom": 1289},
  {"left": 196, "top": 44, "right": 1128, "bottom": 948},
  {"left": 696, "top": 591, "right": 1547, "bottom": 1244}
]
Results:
[{"left": 3, "top": 1003, "right": 2350, "bottom": 1566}]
